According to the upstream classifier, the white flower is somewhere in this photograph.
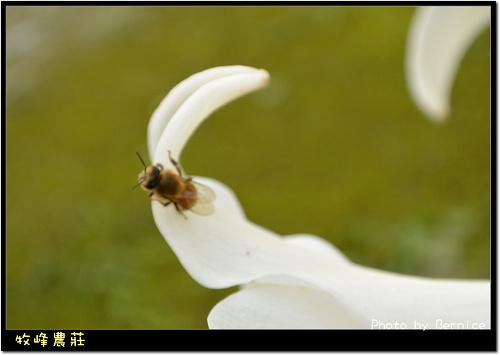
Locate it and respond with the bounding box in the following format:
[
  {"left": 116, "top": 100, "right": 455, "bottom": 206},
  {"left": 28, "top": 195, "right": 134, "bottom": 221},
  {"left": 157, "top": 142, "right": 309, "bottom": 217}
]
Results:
[
  {"left": 405, "top": 6, "right": 490, "bottom": 122},
  {"left": 144, "top": 66, "right": 489, "bottom": 329},
  {"left": 209, "top": 235, "right": 490, "bottom": 329}
]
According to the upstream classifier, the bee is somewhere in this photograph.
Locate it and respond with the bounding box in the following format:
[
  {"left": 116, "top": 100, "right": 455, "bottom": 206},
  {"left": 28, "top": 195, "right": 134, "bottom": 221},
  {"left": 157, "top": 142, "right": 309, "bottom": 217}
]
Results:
[{"left": 131, "top": 151, "right": 215, "bottom": 216}]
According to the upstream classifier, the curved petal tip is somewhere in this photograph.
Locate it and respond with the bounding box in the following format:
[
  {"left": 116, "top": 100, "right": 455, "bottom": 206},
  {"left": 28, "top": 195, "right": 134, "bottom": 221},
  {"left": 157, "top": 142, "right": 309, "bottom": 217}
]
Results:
[{"left": 405, "top": 6, "right": 490, "bottom": 122}]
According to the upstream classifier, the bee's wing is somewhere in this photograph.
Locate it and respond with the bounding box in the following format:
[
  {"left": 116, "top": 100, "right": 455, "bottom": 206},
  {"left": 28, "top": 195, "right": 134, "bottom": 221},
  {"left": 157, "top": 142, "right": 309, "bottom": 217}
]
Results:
[
  {"left": 193, "top": 181, "right": 216, "bottom": 202},
  {"left": 190, "top": 182, "right": 216, "bottom": 216}
]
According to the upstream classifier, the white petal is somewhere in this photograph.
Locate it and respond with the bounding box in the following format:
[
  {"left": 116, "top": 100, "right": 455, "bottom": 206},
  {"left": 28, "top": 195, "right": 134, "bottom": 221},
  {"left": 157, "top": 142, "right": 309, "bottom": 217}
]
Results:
[
  {"left": 147, "top": 65, "right": 260, "bottom": 160},
  {"left": 209, "top": 272, "right": 489, "bottom": 329},
  {"left": 154, "top": 178, "right": 489, "bottom": 327},
  {"left": 285, "top": 235, "right": 489, "bottom": 328},
  {"left": 242, "top": 258, "right": 490, "bottom": 329},
  {"left": 331, "top": 264, "right": 490, "bottom": 329},
  {"left": 152, "top": 67, "right": 269, "bottom": 167},
  {"left": 208, "top": 276, "right": 367, "bottom": 329},
  {"left": 406, "top": 6, "right": 490, "bottom": 122},
  {"left": 283, "top": 233, "right": 350, "bottom": 262},
  {"left": 152, "top": 177, "right": 340, "bottom": 289},
  {"left": 209, "top": 269, "right": 489, "bottom": 329}
]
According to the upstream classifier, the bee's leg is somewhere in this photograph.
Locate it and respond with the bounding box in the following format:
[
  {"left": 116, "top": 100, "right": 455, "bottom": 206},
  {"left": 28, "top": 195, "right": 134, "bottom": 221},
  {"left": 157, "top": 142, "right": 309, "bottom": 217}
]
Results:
[
  {"left": 152, "top": 199, "right": 171, "bottom": 207},
  {"left": 149, "top": 193, "right": 172, "bottom": 207},
  {"left": 168, "top": 150, "right": 183, "bottom": 176},
  {"left": 173, "top": 203, "right": 188, "bottom": 219},
  {"left": 149, "top": 197, "right": 187, "bottom": 219}
]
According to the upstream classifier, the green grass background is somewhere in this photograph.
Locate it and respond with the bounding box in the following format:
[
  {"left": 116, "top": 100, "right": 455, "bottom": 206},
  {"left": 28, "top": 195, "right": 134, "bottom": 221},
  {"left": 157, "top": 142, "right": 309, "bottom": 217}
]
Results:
[{"left": 6, "top": 6, "right": 490, "bottom": 329}]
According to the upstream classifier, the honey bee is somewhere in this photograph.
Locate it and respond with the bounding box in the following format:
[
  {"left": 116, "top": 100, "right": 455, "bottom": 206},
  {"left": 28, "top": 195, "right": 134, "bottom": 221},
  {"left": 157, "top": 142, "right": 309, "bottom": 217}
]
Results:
[{"left": 131, "top": 151, "right": 215, "bottom": 216}]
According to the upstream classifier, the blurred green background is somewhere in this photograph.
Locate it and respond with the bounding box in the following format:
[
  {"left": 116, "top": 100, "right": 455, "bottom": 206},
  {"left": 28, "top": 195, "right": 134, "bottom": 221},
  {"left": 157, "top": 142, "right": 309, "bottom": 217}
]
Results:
[{"left": 6, "top": 6, "right": 490, "bottom": 329}]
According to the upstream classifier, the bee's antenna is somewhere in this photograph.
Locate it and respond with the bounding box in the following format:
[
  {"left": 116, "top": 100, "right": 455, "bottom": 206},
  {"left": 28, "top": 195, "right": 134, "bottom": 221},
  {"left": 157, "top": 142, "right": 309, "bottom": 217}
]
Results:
[
  {"left": 130, "top": 180, "right": 144, "bottom": 191},
  {"left": 136, "top": 151, "right": 147, "bottom": 170},
  {"left": 131, "top": 151, "right": 147, "bottom": 191}
]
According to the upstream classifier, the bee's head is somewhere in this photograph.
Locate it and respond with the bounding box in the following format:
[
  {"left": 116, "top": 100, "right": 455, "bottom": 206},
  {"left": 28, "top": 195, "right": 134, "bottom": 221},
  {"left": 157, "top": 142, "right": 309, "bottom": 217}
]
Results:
[
  {"left": 131, "top": 151, "right": 162, "bottom": 192},
  {"left": 138, "top": 164, "right": 162, "bottom": 190}
]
